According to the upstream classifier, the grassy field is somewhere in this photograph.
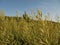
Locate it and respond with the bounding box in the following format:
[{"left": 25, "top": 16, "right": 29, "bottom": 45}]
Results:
[{"left": 0, "top": 10, "right": 60, "bottom": 45}]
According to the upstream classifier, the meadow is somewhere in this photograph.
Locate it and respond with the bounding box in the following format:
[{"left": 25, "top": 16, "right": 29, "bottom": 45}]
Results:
[{"left": 0, "top": 10, "right": 60, "bottom": 45}]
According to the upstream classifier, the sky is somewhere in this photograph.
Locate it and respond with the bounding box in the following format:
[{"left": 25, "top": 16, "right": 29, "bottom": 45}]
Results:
[{"left": 0, "top": 0, "right": 60, "bottom": 20}]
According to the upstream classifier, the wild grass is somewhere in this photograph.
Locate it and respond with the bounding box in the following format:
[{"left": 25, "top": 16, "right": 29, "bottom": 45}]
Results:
[{"left": 0, "top": 10, "right": 60, "bottom": 45}]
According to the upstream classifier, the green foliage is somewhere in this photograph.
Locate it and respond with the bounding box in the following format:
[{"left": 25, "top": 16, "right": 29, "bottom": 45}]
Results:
[{"left": 23, "top": 11, "right": 29, "bottom": 20}]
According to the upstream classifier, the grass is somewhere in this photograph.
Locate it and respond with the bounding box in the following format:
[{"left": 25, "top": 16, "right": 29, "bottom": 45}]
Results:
[{"left": 0, "top": 10, "right": 60, "bottom": 45}]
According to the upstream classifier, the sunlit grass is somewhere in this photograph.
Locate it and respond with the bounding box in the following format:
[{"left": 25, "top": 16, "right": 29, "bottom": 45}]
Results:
[{"left": 0, "top": 10, "right": 60, "bottom": 45}]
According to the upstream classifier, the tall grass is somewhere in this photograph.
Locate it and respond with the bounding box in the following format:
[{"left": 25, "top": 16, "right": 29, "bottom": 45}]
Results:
[{"left": 0, "top": 10, "right": 60, "bottom": 45}]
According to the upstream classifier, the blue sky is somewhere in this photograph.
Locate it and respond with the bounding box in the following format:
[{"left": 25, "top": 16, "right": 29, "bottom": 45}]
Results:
[{"left": 0, "top": 0, "right": 60, "bottom": 20}]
